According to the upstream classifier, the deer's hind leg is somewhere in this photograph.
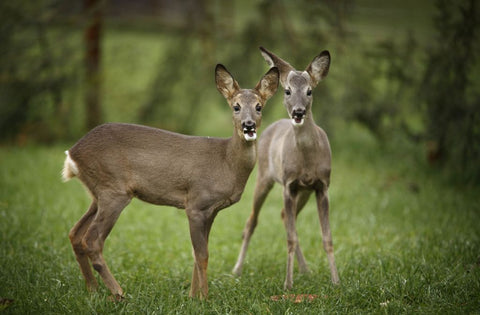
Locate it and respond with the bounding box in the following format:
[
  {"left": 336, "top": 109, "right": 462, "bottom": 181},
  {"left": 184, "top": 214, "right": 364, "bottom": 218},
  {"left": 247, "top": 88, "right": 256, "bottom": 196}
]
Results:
[
  {"left": 69, "top": 200, "right": 99, "bottom": 292},
  {"left": 232, "top": 175, "right": 274, "bottom": 276},
  {"left": 82, "top": 192, "right": 131, "bottom": 299}
]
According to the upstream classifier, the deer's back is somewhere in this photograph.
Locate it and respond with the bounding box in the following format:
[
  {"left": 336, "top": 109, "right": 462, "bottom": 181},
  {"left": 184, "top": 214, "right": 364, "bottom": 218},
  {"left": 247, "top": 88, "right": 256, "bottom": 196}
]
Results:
[{"left": 68, "top": 123, "right": 232, "bottom": 208}]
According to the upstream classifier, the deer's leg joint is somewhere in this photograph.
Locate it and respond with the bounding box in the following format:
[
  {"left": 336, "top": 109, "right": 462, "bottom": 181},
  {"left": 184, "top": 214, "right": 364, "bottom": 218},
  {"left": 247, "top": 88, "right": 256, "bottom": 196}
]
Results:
[{"left": 92, "top": 263, "right": 103, "bottom": 272}]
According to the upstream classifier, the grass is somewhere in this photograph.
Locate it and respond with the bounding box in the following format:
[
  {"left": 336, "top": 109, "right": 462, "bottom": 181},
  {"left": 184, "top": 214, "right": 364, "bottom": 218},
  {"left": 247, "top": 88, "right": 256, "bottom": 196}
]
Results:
[
  {"left": 1, "top": 123, "right": 479, "bottom": 314},
  {"left": 1, "top": 1, "right": 478, "bottom": 312}
]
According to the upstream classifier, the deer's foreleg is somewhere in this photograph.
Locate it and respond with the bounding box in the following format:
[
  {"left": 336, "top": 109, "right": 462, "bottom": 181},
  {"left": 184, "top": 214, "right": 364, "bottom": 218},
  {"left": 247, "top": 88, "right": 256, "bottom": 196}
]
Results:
[
  {"left": 282, "top": 186, "right": 300, "bottom": 290},
  {"left": 187, "top": 211, "right": 213, "bottom": 299}
]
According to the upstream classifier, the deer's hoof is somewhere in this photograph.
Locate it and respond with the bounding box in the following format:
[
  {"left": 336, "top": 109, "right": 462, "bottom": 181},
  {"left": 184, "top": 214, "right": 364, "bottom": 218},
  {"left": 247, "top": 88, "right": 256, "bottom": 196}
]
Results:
[
  {"left": 283, "top": 281, "right": 293, "bottom": 291},
  {"left": 232, "top": 266, "right": 243, "bottom": 277},
  {"left": 107, "top": 294, "right": 125, "bottom": 303}
]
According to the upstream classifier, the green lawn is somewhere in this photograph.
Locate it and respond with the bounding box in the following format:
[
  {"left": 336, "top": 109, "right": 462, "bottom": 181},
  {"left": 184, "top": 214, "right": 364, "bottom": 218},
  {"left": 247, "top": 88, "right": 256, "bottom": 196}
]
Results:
[
  {"left": 1, "top": 123, "right": 479, "bottom": 314},
  {"left": 1, "top": 2, "right": 478, "bottom": 312}
]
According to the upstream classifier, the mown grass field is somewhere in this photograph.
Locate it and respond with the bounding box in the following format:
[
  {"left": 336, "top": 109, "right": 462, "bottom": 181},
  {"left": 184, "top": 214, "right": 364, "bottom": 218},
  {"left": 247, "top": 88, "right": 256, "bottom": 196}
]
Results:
[
  {"left": 1, "top": 1, "right": 479, "bottom": 313},
  {"left": 1, "top": 122, "right": 479, "bottom": 314}
]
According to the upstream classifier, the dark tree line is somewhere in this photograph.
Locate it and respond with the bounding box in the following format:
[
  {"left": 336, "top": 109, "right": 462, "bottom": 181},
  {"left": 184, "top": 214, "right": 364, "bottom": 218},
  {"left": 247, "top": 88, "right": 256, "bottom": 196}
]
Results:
[
  {"left": 421, "top": 0, "right": 479, "bottom": 183},
  {"left": 0, "top": 0, "right": 478, "bottom": 183},
  {"left": 84, "top": 0, "right": 104, "bottom": 130}
]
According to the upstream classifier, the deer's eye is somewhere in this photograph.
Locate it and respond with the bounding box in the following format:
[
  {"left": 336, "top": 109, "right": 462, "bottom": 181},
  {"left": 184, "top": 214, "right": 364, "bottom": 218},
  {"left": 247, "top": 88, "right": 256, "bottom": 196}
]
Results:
[
  {"left": 285, "top": 89, "right": 291, "bottom": 96},
  {"left": 233, "top": 104, "right": 241, "bottom": 112},
  {"left": 306, "top": 89, "right": 312, "bottom": 96},
  {"left": 255, "top": 104, "right": 262, "bottom": 112}
]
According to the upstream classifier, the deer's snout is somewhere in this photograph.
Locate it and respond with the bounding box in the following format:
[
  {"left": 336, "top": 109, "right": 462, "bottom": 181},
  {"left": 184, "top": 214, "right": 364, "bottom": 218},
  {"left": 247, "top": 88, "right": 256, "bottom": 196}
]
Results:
[
  {"left": 242, "top": 120, "right": 257, "bottom": 142},
  {"left": 291, "top": 108, "right": 306, "bottom": 126}
]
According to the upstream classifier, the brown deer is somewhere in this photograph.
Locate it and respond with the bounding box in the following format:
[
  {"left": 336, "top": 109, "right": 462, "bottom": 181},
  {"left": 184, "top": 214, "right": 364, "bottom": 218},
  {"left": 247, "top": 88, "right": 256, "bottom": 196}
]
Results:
[
  {"left": 232, "top": 47, "right": 340, "bottom": 290},
  {"left": 63, "top": 64, "right": 279, "bottom": 300}
]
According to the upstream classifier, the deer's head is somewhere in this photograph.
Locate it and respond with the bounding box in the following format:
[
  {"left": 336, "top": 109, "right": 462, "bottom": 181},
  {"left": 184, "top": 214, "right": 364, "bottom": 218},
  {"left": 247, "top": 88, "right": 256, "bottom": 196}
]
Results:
[
  {"left": 259, "top": 47, "right": 330, "bottom": 127},
  {"left": 216, "top": 64, "right": 279, "bottom": 141}
]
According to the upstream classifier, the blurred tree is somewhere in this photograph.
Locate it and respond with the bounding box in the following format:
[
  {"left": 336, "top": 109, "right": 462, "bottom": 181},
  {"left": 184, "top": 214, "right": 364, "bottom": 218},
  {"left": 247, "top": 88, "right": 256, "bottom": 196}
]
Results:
[
  {"left": 137, "top": 0, "right": 351, "bottom": 133},
  {"left": 138, "top": 0, "right": 215, "bottom": 134},
  {"left": 421, "top": 0, "right": 480, "bottom": 183},
  {"left": 84, "top": 0, "right": 105, "bottom": 130},
  {"left": 337, "top": 34, "right": 422, "bottom": 142},
  {"left": 0, "top": 0, "right": 353, "bottom": 141},
  {"left": 0, "top": 0, "right": 80, "bottom": 143}
]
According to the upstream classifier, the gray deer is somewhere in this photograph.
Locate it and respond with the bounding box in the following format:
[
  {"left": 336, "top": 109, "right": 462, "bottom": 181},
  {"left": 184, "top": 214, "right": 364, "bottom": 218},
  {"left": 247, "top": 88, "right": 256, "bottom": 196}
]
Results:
[
  {"left": 233, "top": 47, "right": 340, "bottom": 290},
  {"left": 63, "top": 64, "right": 279, "bottom": 300}
]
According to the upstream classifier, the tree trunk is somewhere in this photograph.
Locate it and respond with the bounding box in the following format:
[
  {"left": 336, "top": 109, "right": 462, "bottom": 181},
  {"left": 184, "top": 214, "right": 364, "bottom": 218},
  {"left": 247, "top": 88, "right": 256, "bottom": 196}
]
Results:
[{"left": 84, "top": 0, "right": 103, "bottom": 130}]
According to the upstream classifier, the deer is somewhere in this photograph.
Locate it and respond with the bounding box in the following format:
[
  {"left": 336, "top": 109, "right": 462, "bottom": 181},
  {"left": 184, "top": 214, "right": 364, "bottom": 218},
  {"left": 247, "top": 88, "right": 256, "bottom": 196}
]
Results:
[
  {"left": 62, "top": 64, "right": 279, "bottom": 300},
  {"left": 232, "top": 47, "right": 340, "bottom": 290}
]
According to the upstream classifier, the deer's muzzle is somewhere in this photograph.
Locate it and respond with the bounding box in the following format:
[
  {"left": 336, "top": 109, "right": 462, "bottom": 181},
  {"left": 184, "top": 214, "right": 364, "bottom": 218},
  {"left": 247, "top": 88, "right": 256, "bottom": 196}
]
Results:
[
  {"left": 291, "top": 109, "right": 306, "bottom": 126},
  {"left": 242, "top": 121, "right": 257, "bottom": 141}
]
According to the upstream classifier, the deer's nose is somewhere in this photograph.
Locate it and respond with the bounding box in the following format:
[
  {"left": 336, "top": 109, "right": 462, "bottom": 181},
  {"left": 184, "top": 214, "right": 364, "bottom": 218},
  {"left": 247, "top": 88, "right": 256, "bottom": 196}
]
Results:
[
  {"left": 292, "top": 108, "right": 306, "bottom": 118},
  {"left": 242, "top": 120, "right": 256, "bottom": 129}
]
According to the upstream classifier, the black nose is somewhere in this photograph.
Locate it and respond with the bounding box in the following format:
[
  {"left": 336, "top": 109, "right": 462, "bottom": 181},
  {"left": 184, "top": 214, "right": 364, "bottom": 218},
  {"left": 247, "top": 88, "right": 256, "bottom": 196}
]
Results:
[
  {"left": 292, "top": 108, "right": 306, "bottom": 118},
  {"left": 242, "top": 120, "right": 256, "bottom": 130},
  {"left": 243, "top": 120, "right": 255, "bottom": 127}
]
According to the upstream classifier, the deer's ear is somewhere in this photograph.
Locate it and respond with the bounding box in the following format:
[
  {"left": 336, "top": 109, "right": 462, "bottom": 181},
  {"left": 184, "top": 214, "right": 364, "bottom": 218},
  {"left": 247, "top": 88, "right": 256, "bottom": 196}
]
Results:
[
  {"left": 255, "top": 67, "right": 279, "bottom": 102},
  {"left": 259, "top": 46, "right": 294, "bottom": 88},
  {"left": 215, "top": 64, "right": 240, "bottom": 100},
  {"left": 306, "top": 50, "right": 330, "bottom": 87}
]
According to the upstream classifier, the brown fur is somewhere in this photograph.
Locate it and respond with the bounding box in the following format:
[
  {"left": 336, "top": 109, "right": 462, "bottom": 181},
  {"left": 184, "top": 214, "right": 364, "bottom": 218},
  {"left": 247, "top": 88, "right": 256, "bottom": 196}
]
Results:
[{"left": 64, "top": 64, "right": 279, "bottom": 299}]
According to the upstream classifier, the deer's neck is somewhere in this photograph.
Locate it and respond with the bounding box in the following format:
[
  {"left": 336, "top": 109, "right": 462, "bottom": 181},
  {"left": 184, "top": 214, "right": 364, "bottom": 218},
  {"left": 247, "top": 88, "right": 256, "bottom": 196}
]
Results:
[
  {"left": 292, "top": 113, "right": 318, "bottom": 149},
  {"left": 226, "top": 133, "right": 257, "bottom": 182}
]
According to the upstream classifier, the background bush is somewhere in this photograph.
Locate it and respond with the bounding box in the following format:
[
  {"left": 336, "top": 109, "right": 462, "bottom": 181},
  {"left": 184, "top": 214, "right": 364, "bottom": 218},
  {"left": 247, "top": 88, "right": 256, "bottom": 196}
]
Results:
[{"left": 0, "top": 0, "right": 478, "bottom": 184}]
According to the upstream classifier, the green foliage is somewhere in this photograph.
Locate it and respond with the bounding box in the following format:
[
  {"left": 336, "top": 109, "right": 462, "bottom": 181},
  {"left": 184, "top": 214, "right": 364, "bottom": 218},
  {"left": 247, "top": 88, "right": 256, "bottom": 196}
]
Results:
[
  {"left": 421, "top": 0, "right": 480, "bottom": 184},
  {"left": 137, "top": 38, "right": 215, "bottom": 134},
  {"left": 0, "top": 0, "right": 82, "bottom": 143},
  {"left": 0, "top": 0, "right": 349, "bottom": 141},
  {"left": 1, "top": 126, "right": 479, "bottom": 313},
  {"left": 336, "top": 34, "right": 423, "bottom": 142},
  {"left": 135, "top": 0, "right": 346, "bottom": 134},
  {"left": 331, "top": 0, "right": 480, "bottom": 184}
]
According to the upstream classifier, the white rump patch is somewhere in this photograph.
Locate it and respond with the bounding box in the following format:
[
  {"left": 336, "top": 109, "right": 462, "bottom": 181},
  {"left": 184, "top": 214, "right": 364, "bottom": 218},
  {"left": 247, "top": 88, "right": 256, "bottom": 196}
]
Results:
[{"left": 62, "top": 150, "right": 79, "bottom": 182}]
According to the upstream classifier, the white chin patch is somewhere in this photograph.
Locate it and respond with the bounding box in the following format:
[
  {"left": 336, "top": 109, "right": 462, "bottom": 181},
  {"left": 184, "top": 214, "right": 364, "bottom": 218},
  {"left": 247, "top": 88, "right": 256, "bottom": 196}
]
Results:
[
  {"left": 291, "top": 118, "right": 305, "bottom": 126},
  {"left": 244, "top": 132, "right": 257, "bottom": 141}
]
